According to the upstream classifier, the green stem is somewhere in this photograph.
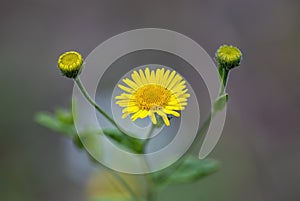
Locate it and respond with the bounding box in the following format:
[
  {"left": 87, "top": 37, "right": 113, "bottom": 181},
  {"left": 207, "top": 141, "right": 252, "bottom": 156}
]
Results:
[
  {"left": 190, "top": 114, "right": 212, "bottom": 152},
  {"left": 143, "top": 124, "right": 156, "bottom": 201},
  {"left": 108, "top": 170, "right": 139, "bottom": 200},
  {"left": 74, "top": 77, "right": 139, "bottom": 201},
  {"left": 87, "top": 152, "right": 139, "bottom": 200},
  {"left": 143, "top": 124, "right": 155, "bottom": 149},
  {"left": 218, "top": 67, "right": 229, "bottom": 95},
  {"left": 74, "top": 77, "right": 118, "bottom": 128}
]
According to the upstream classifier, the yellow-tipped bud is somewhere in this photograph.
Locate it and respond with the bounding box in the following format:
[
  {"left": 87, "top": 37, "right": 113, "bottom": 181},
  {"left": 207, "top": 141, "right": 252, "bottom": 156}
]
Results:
[
  {"left": 57, "top": 51, "right": 83, "bottom": 78},
  {"left": 215, "top": 45, "right": 242, "bottom": 70}
]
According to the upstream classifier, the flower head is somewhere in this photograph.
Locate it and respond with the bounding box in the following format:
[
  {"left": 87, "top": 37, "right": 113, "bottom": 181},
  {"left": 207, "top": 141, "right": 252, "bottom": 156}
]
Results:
[
  {"left": 215, "top": 45, "right": 242, "bottom": 70},
  {"left": 115, "top": 68, "right": 190, "bottom": 126},
  {"left": 58, "top": 51, "right": 83, "bottom": 78}
]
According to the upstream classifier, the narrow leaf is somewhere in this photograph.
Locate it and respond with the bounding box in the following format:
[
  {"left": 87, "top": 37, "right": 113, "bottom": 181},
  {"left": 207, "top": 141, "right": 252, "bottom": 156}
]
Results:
[
  {"left": 154, "top": 155, "right": 220, "bottom": 186},
  {"left": 213, "top": 93, "right": 228, "bottom": 112},
  {"left": 102, "top": 128, "right": 145, "bottom": 154},
  {"left": 35, "top": 112, "right": 76, "bottom": 137}
]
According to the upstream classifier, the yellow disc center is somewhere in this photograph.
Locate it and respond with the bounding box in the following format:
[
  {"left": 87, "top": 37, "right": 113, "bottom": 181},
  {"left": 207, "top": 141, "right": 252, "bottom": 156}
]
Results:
[
  {"left": 61, "top": 53, "right": 80, "bottom": 65},
  {"left": 134, "top": 84, "right": 171, "bottom": 110}
]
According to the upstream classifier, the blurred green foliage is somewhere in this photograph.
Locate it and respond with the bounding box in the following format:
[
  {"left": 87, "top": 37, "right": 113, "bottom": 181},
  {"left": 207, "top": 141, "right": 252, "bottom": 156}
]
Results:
[{"left": 35, "top": 107, "right": 220, "bottom": 201}]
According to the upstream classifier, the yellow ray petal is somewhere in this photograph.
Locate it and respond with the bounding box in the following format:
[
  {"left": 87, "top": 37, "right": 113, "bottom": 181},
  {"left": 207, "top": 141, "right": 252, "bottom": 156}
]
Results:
[
  {"left": 131, "top": 110, "right": 143, "bottom": 121},
  {"left": 139, "top": 69, "right": 148, "bottom": 84},
  {"left": 175, "top": 97, "right": 188, "bottom": 103},
  {"left": 172, "top": 81, "right": 186, "bottom": 91},
  {"left": 118, "top": 84, "right": 134, "bottom": 93},
  {"left": 177, "top": 93, "right": 190, "bottom": 99},
  {"left": 175, "top": 88, "right": 188, "bottom": 95},
  {"left": 131, "top": 110, "right": 148, "bottom": 121},
  {"left": 140, "top": 110, "right": 149, "bottom": 118},
  {"left": 167, "top": 74, "right": 182, "bottom": 90},
  {"left": 163, "top": 109, "right": 180, "bottom": 117},
  {"left": 161, "top": 69, "right": 170, "bottom": 86},
  {"left": 156, "top": 110, "right": 170, "bottom": 126},
  {"left": 123, "top": 78, "right": 139, "bottom": 90},
  {"left": 131, "top": 71, "right": 143, "bottom": 86},
  {"left": 150, "top": 70, "right": 156, "bottom": 83},
  {"left": 122, "top": 106, "right": 139, "bottom": 113},
  {"left": 173, "top": 88, "right": 187, "bottom": 96},
  {"left": 116, "top": 100, "right": 129, "bottom": 104},
  {"left": 149, "top": 112, "right": 157, "bottom": 124},
  {"left": 167, "top": 99, "right": 180, "bottom": 105},
  {"left": 157, "top": 68, "right": 165, "bottom": 85},
  {"left": 145, "top": 68, "right": 151, "bottom": 83},
  {"left": 116, "top": 101, "right": 136, "bottom": 107},
  {"left": 165, "top": 105, "right": 183, "bottom": 110},
  {"left": 122, "top": 113, "right": 130, "bottom": 119},
  {"left": 155, "top": 68, "right": 161, "bottom": 84},
  {"left": 165, "top": 70, "right": 176, "bottom": 88},
  {"left": 115, "top": 93, "right": 131, "bottom": 100}
]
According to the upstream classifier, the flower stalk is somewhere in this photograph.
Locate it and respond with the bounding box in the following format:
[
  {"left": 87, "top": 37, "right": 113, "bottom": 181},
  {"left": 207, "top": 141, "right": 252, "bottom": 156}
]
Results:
[{"left": 74, "top": 77, "right": 118, "bottom": 128}]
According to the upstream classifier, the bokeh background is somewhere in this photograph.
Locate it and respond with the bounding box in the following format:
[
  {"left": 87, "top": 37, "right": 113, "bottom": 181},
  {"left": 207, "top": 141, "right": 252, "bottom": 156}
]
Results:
[{"left": 1, "top": 0, "right": 300, "bottom": 201}]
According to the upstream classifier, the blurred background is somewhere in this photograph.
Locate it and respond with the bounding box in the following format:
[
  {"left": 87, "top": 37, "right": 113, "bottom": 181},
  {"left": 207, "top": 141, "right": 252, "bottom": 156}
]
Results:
[{"left": 1, "top": 0, "right": 300, "bottom": 201}]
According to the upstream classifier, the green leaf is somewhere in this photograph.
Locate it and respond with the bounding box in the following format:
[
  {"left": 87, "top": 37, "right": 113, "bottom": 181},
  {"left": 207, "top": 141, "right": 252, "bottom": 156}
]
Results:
[
  {"left": 55, "top": 108, "right": 74, "bottom": 125},
  {"left": 36, "top": 109, "right": 102, "bottom": 157},
  {"left": 90, "top": 198, "right": 133, "bottom": 201},
  {"left": 102, "top": 128, "right": 145, "bottom": 154},
  {"left": 35, "top": 111, "right": 76, "bottom": 137},
  {"left": 154, "top": 155, "right": 220, "bottom": 186},
  {"left": 35, "top": 106, "right": 147, "bottom": 154},
  {"left": 213, "top": 93, "right": 228, "bottom": 112},
  {"left": 73, "top": 135, "right": 85, "bottom": 149},
  {"left": 35, "top": 110, "right": 145, "bottom": 153}
]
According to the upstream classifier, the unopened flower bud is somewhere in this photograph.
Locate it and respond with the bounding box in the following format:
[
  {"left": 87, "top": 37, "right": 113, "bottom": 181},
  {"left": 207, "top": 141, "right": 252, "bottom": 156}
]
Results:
[
  {"left": 215, "top": 45, "right": 242, "bottom": 70},
  {"left": 57, "top": 51, "right": 83, "bottom": 78}
]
